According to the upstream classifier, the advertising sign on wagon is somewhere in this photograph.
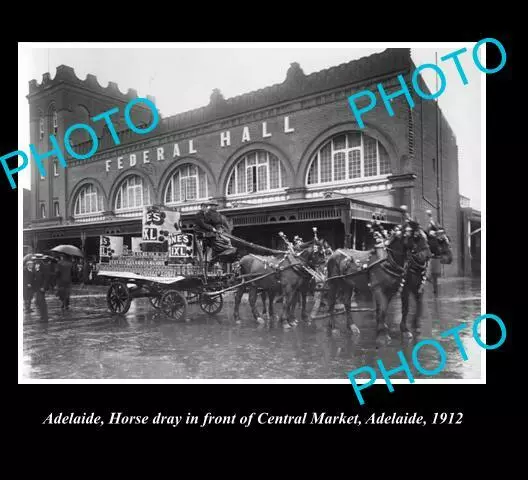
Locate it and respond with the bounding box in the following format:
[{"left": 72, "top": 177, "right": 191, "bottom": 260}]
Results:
[
  {"left": 131, "top": 237, "right": 142, "bottom": 253},
  {"left": 142, "top": 205, "right": 182, "bottom": 243},
  {"left": 99, "top": 235, "right": 123, "bottom": 262},
  {"left": 168, "top": 233, "right": 194, "bottom": 258}
]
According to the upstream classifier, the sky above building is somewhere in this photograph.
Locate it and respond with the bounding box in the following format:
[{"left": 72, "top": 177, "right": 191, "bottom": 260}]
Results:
[{"left": 17, "top": 43, "right": 482, "bottom": 210}]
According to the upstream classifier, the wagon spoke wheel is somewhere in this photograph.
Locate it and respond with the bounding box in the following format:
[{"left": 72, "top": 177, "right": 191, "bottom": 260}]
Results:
[
  {"left": 160, "top": 290, "right": 187, "bottom": 321},
  {"left": 107, "top": 282, "right": 131, "bottom": 314},
  {"left": 199, "top": 291, "right": 223, "bottom": 315},
  {"left": 149, "top": 295, "right": 162, "bottom": 309}
]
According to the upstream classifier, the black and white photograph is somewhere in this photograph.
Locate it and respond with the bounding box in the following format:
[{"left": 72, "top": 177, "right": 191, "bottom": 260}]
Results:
[{"left": 18, "top": 43, "right": 483, "bottom": 381}]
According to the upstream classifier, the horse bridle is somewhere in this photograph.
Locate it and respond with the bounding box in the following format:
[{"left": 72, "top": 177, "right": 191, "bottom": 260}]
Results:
[{"left": 381, "top": 242, "right": 407, "bottom": 278}]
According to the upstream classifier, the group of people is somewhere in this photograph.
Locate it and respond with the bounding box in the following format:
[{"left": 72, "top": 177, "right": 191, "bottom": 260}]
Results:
[{"left": 23, "top": 253, "right": 74, "bottom": 321}]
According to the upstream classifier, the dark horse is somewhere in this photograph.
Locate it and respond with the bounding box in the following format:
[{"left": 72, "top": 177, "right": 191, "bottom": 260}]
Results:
[
  {"left": 233, "top": 238, "right": 327, "bottom": 328},
  {"left": 400, "top": 224, "right": 453, "bottom": 337},
  {"left": 325, "top": 230, "right": 430, "bottom": 344},
  {"left": 291, "top": 239, "right": 333, "bottom": 323}
]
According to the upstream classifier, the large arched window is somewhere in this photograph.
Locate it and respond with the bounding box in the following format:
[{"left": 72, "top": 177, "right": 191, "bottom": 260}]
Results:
[
  {"left": 226, "top": 150, "right": 286, "bottom": 196},
  {"left": 74, "top": 184, "right": 104, "bottom": 216},
  {"left": 164, "top": 164, "right": 209, "bottom": 204},
  {"left": 115, "top": 175, "right": 151, "bottom": 211},
  {"left": 306, "top": 132, "right": 391, "bottom": 186}
]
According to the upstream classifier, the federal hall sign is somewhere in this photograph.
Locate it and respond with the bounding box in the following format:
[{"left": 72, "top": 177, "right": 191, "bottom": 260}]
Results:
[{"left": 103, "top": 116, "right": 296, "bottom": 173}]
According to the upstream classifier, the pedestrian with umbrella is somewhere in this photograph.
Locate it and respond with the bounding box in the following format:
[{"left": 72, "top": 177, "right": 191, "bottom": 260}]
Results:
[{"left": 49, "top": 245, "right": 83, "bottom": 310}]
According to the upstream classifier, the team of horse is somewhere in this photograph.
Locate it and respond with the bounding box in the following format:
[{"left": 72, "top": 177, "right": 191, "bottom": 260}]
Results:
[{"left": 229, "top": 211, "right": 453, "bottom": 343}]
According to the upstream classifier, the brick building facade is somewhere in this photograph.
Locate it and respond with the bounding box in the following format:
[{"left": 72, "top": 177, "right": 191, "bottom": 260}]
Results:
[{"left": 23, "top": 48, "right": 464, "bottom": 276}]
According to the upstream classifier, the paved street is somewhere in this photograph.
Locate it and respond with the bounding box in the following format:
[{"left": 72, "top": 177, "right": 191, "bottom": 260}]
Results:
[{"left": 22, "top": 277, "right": 482, "bottom": 380}]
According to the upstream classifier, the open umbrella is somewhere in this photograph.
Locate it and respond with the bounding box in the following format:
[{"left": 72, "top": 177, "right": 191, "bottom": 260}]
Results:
[
  {"left": 50, "top": 245, "right": 83, "bottom": 258},
  {"left": 25, "top": 253, "right": 58, "bottom": 263}
]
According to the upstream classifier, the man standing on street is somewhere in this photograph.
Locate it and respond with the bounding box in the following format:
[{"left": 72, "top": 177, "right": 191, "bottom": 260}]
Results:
[
  {"left": 56, "top": 254, "right": 73, "bottom": 310},
  {"left": 32, "top": 255, "right": 53, "bottom": 322},
  {"left": 23, "top": 259, "right": 35, "bottom": 313}
]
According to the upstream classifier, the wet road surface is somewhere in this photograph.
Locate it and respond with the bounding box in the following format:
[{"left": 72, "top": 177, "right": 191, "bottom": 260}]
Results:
[{"left": 22, "top": 277, "right": 482, "bottom": 379}]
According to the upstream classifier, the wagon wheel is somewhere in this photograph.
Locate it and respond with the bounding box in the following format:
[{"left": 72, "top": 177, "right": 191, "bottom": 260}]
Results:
[
  {"left": 199, "top": 291, "right": 223, "bottom": 315},
  {"left": 149, "top": 295, "right": 162, "bottom": 309},
  {"left": 160, "top": 289, "right": 187, "bottom": 321},
  {"left": 107, "top": 281, "right": 132, "bottom": 314}
]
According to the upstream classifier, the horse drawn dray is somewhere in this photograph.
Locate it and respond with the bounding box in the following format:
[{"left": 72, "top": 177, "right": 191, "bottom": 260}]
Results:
[
  {"left": 96, "top": 230, "right": 232, "bottom": 320},
  {"left": 96, "top": 223, "right": 322, "bottom": 323}
]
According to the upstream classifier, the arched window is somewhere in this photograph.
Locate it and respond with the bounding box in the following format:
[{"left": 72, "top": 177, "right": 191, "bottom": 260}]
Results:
[
  {"left": 306, "top": 132, "right": 391, "bottom": 186},
  {"left": 164, "top": 164, "right": 209, "bottom": 204},
  {"left": 115, "top": 175, "right": 151, "bottom": 211},
  {"left": 74, "top": 184, "right": 104, "bottom": 216},
  {"left": 48, "top": 107, "right": 58, "bottom": 135},
  {"left": 226, "top": 150, "right": 286, "bottom": 196}
]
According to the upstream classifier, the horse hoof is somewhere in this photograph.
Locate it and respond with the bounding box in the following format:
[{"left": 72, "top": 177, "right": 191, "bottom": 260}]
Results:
[
  {"left": 272, "top": 315, "right": 279, "bottom": 323},
  {"left": 402, "top": 330, "right": 413, "bottom": 339},
  {"left": 282, "top": 322, "right": 292, "bottom": 330},
  {"left": 256, "top": 317, "right": 265, "bottom": 325},
  {"left": 331, "top": 328, "right": 341, "bottom": 336},
  {"left": 234, "top": 319, "right": 241, "bottom": 325},
  {"left": 348, "top": 324, "right": 360, "bottom": 336}
]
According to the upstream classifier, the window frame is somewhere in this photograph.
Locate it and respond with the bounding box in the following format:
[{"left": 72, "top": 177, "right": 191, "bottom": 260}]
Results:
[
  {"left": 40, "top": 203, "right": 46, "bottom": 219},
  {"left": 115, "top": 175, "right": 150, "bottom": 212},
  {"left": 52, "top": 110, "right": 58, "bottom": 135},
  {"left": 53, "top": 201, "right": 60, "bottom": 217},
  {"left": 226, "top": 150, "right": 285, "bottom": 197},
  {"left": 164, "top": 164, "right": 209, "bottom": 205},
  {"left": 74, "top": 184, "right": 104, "bottom": 217},
  {"left": 306, "top": 132, "right": 391, "bottom": 187}
]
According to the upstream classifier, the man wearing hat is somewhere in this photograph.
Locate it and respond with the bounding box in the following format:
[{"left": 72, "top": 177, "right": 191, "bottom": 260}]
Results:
[
  {"left": 195, "top": 201, "right": 237, "bottom": 263},
  {"left": 30, "top": 254, "right": 55, "bottom": 322},
  {"left": 56, "top": 254, "right": 73, "bottom": 310},
  {"left": 23, "top": 257, "right": 35, "bottom": 313}
]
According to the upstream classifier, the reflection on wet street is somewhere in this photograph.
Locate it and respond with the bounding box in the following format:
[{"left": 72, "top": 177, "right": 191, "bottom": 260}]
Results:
[{"left": 22, "top": 278, "right": 482, "bottom": 380}]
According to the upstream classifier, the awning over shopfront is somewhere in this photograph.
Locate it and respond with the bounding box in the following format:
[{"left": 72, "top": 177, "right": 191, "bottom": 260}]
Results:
[{"left": 23, "top": 196, "right": 406, "bottom": 251}]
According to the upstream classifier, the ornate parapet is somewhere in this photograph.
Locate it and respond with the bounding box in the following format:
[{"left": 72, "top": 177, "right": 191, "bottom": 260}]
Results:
[{"left": 27, "top": 64, "right": 154, "bottom": 105}]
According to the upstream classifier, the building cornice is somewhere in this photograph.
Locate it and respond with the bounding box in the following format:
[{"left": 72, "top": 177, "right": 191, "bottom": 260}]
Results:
[{"left": 65, "top": 71, "right": 410, "bottom": 169}]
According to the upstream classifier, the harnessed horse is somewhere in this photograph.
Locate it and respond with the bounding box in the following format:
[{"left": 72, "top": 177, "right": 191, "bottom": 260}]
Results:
[
  {"left": 233, "top": 235, "right": 327, "bottom": 328},
  {"left": 325, "top": 228, "right": 430, "bottom": 344},
  {"left": 399, "top": 220, "right": 452, "bottom": 337}
]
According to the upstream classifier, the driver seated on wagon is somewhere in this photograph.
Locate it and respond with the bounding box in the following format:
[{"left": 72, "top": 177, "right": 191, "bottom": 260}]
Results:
[{"left": 194, "top": 201, "right": 238, "bottom": 264}]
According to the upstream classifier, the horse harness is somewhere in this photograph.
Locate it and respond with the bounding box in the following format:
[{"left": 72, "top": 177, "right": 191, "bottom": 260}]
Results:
[
  {"left": 248, "top": 249, "right": 324, "bottom": 285},
  {"left": 404, "top": 249, "right": 429, "bottom": 294}
]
